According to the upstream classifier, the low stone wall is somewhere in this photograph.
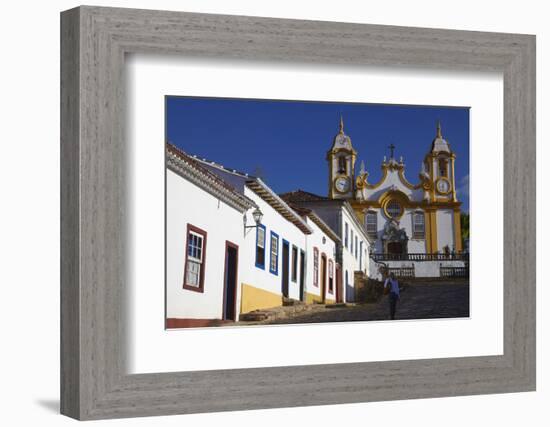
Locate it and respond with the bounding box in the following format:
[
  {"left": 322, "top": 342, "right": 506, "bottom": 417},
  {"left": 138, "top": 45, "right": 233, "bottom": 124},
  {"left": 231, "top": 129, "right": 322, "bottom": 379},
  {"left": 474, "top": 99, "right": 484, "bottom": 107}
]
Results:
[
  {"left": 369, "top": 258, "right": 466, "bottom": 280},
  {"left": 355, "top": 278, "right": 385, "bottom": 303}
]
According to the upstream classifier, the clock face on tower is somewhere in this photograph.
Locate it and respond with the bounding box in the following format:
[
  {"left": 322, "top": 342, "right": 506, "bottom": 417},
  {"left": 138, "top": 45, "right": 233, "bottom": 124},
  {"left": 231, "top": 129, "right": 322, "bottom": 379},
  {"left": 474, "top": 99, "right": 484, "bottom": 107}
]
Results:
[
  {"left": 436, "top": 177, "right": 451, "bottom": 195},
  {"left": 334, "top": 175, "right": 351, "bottom": 194}
]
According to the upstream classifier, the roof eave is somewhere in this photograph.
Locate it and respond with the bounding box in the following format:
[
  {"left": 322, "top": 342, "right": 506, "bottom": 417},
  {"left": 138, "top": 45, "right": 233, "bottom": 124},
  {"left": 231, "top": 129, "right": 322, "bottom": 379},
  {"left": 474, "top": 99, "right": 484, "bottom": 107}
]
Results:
[
  {"left": 167, "top": 151, "right": 256, "bottom": 213},
  {"left": 246, "top": 179, "right": 314, "bottom": 235}
]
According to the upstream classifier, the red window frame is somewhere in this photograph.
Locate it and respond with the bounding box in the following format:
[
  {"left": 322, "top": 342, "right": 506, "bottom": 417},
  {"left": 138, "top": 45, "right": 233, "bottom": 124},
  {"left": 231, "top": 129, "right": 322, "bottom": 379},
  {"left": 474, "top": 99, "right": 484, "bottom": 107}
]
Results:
[{"left": 182, "top": 223, "right": 207, "bottom": 293}]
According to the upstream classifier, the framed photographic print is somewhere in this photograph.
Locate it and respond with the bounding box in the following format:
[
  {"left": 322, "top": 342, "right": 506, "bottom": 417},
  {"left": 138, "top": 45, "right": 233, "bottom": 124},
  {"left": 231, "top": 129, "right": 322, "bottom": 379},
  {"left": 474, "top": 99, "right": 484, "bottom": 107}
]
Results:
[
  {"left": 60, "top": 5, "right": 536, "bottom": 420},
  {"left": 164, "top": 97, "right": 471, "bottom": 329}
]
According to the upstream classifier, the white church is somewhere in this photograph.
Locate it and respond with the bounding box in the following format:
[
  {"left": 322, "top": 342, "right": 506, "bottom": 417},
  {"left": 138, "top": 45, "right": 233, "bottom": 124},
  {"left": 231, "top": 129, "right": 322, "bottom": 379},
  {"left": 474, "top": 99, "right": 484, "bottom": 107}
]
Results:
[{"left": 325, "top": 116, "right": 467, "bottom": 278}]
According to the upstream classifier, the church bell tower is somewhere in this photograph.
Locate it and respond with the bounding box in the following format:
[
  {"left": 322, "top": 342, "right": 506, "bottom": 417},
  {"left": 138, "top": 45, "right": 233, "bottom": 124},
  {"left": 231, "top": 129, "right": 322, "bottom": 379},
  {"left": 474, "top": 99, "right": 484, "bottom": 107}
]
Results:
[
  {"left": 423, "top": 120, "right": 457, "bottom": 202},
  {"left": 327, "top": 116, "right": 357, "bottom": 199}
]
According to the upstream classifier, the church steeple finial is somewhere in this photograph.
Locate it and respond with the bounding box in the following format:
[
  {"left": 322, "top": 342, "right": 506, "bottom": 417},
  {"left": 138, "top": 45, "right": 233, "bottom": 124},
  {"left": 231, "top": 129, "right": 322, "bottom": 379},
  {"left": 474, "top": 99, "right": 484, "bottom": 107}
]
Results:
[
  {"left": 436, "top": 119, "right": 442, "bottom": 138},
  {"left": 388, "top": 143, "right": 396, "bottom": 159},
  {"left": 339, "top": 114, "right": 344, "bottom": 133}
]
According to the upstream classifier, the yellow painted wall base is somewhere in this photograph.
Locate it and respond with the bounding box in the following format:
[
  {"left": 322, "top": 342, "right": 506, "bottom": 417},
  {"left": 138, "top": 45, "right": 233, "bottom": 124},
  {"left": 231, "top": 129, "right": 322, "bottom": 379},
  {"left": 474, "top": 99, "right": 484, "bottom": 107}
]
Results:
[
  {"left": 305, "top": 292, "right": 336, "bottom": 304},
  {"left": 305, "top": 292, "right": 323, "bottom": 304},
  {"left": 240, "top": 283, "right": 282, "bottom": 314}
]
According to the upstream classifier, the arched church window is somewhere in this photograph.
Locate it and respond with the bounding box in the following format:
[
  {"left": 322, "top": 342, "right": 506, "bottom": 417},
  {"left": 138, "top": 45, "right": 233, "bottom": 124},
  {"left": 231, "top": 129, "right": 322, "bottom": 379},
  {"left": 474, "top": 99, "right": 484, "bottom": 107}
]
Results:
[
  {"left": 386, "top": 200, "right": 402, "bottom": 219},
  {"left": 338, "top": 156, "right": 347, "bottom": 174},
  {"left": 413, "top": 211, "right": 425, "bottom": 239},
  {"left": 438, "top": 159, "right": 448, "bottom": 177}
]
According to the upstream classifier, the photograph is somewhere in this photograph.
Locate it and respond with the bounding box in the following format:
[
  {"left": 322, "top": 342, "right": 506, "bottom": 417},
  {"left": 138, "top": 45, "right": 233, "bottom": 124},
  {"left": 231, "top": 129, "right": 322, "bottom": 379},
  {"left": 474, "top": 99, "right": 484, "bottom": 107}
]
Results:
[{"left": 165, "top": 97, "right": 470, "bottom": 328}]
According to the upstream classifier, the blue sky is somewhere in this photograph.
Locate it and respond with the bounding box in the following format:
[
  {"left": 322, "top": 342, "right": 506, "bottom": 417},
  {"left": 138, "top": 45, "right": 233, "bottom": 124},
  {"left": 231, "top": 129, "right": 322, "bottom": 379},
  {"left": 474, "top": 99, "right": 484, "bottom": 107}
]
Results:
[{"left": 166, "top": 96, "right": 470, "bottom": 212}]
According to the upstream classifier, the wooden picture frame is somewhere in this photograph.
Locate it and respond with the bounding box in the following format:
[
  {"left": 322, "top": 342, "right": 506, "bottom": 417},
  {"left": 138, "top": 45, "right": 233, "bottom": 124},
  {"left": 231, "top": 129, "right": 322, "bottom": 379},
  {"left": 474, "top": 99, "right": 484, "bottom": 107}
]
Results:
[{"left": 60, "top": 6, "right": 536, "bottom": 420}]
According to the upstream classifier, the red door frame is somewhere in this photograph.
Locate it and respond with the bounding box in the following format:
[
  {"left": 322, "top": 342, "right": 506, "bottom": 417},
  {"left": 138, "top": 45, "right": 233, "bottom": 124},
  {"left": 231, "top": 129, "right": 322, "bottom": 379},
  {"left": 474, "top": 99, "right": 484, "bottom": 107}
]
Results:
[
  {"left": 335, "top": 263, "right": 342, "bottom": 303},
  {"left": 320, "top": 253, "right": 327, "bottom": 303},
  {"left": 222, "top": 240, "right": 239, "bottom": 321}
]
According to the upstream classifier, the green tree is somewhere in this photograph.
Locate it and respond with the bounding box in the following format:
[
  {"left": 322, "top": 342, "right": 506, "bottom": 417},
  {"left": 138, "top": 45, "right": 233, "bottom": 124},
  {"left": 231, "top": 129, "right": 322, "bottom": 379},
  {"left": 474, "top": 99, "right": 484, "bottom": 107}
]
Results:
[{"left": 460, "top": 212, "right": 470, "bottom": 249}]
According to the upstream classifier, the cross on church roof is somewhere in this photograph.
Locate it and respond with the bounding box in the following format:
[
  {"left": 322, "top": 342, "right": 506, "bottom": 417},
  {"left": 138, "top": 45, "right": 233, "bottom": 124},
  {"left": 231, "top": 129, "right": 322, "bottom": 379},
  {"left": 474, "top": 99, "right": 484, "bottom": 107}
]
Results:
[{"left": 388, "top": 143, "right": 396, "bottom": 159}]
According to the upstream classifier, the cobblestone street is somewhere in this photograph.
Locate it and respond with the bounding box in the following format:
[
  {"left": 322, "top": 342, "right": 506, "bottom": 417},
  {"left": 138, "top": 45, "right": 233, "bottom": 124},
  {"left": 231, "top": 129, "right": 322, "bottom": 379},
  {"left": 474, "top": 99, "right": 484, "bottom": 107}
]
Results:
[{"left": 256, "top": 281, "right": 469, "bottom": 325}]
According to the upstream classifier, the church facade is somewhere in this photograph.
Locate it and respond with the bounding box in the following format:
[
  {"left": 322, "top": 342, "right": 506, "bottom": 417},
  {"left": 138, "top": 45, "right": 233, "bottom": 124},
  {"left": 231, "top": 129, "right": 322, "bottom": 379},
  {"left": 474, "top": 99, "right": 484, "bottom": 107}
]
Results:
[{"left": 327, "top": 117, "right": 463, "bottom": 258}]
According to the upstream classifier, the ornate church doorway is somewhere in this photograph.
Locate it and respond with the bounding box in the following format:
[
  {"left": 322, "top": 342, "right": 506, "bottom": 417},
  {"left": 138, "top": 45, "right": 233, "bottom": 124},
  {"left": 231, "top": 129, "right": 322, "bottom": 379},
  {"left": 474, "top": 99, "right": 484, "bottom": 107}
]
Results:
[{"left": 382, "top": 219, "right": 409, "bottom": 257}]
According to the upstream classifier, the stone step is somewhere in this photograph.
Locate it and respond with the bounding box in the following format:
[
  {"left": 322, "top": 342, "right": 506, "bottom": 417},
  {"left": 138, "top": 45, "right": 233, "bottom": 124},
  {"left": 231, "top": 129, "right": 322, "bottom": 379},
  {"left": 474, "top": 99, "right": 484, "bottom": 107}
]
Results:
[
  {"left": 240, "top": 301, "right": 324, "bottom": 322},
  {"left": 325, "top": 303, "right": 348, "bottom": 309},
  {"left": 282, "top": 297, "right": 305, "bottom": 306},
  {"left": 239, "top": 311, "right": 271, "bottom": 321}
]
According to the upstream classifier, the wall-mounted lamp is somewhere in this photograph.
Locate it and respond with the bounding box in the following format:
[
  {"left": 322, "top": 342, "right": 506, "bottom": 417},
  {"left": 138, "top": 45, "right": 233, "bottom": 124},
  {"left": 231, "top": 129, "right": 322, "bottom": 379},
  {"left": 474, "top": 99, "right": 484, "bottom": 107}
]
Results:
[{"left": 243, "top": 207, "right": 264, "bottom": 230}]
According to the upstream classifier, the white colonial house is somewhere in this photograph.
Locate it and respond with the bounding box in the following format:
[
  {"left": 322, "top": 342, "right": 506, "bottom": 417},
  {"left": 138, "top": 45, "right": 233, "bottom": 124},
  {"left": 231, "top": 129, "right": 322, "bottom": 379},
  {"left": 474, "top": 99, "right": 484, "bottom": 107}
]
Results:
[
  {"left": 199, "top": 157, "right": 344, "bottom": 310},
  {"left": 280, "top": 190, "right": 373, "bottom": 302},
  {"left": 166, "top": 144, "right": 255, "bottom": 328},
  {"left": 288, "top": 204, "right": 341, "bottom": 304},
  {"left": 325, "top": 117, "right": 467, "bottom": 279},
  {"left": 166, "top": 144, "right": 342, "bottom": 328}
]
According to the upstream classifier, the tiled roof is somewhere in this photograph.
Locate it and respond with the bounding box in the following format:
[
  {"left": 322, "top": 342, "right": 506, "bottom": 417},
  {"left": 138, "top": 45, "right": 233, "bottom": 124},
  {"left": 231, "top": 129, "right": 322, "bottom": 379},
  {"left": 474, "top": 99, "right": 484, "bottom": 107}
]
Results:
[
  {"left": 187, "top": 152, "right": 255, "bottom": 180},
  {"left": 166, "top": 143, "right": 256, "bottom": 213},
  {"left": 189, "top": 154, "right": 313, "bottom": 235},
  {"left": 279, "top": 189, "right": 331, "bottom": 203},
  {"left": 288, "top": 204, "right": 311, "bottom": 216},
  {"left": 245, "top": 179, "right": 313, "bottom": 235}
]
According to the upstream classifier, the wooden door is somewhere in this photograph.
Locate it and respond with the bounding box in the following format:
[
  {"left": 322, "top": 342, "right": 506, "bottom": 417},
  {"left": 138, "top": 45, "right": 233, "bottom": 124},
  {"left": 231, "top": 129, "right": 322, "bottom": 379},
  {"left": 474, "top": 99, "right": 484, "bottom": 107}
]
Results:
[
  {"left": 320, "top": 254, "right": 327, "bottom": 303},
  {"left": 281, "top": 240, "right": 290, "bottom": 298},
  {"left": 335, "top": 264, "right": 342, "bottom": 303},
  {"left": 222, "top": 241, "right": 239, "bottom": 321}
]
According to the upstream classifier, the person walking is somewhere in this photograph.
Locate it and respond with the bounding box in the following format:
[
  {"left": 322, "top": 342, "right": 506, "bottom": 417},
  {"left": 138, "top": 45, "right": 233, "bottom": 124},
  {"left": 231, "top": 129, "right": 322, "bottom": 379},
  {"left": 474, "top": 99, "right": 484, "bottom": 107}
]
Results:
[{"left": 384, "top": 272, "right": 400, "bottom": 320}]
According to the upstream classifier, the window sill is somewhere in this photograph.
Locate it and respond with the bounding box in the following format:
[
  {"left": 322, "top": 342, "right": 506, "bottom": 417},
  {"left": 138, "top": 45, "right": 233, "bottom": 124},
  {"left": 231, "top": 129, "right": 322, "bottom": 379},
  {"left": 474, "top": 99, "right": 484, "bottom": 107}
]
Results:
[{"left": 182, "top": 284, "right": 204, "bottom": 293}]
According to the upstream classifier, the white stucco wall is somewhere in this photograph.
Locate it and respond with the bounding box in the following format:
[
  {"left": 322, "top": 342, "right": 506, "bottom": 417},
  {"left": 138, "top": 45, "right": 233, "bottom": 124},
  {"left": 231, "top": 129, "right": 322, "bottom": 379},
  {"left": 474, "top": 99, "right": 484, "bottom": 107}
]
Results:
[
  {"left": 414, "top": 260, "right": 464, "bottom": 277},
  {"left": 293, "top": 203, "right": 369, "bottom": 301},
  {"left": 359, "top": 168, "right": 424, "bottom": 202},
  {"left": 302, "top": 218, "right": 337, "bottom": 302},
  {"left": 436, "top": 209, "right": 455, "bottom": 252},
  {"left": 403, "top": 209, "right": 427, "bottom": 253},
  {"left": 341, "top": 208, "right": 370, "bottom": 302},
  {"left": 369, "top": 258, "right": 466, "bottom": 280},
  {"left": 166, "top": 169, "right": 244, "bottom": 320},
  {"left": 239, "top": 188, "right": 307, "bottom": 304}
]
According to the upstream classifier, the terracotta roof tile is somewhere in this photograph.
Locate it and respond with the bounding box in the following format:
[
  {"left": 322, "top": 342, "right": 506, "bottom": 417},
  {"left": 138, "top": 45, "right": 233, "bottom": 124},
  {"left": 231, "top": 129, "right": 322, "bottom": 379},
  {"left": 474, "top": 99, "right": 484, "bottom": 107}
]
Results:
[
  {"left": 279, "top": 189, "right": 331, "bottom": 203},
  {"left": 166, "top": 143, "right": 255, "bottom": 211}
]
